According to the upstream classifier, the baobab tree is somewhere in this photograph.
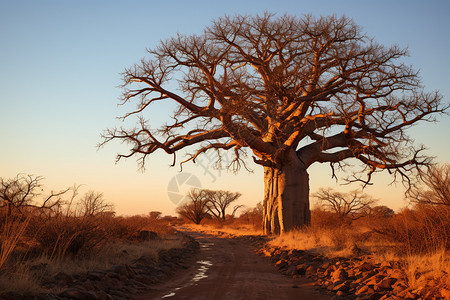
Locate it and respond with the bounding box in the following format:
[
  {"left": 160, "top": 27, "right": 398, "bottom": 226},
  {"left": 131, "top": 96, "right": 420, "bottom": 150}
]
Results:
[{"left": 101, "top": 13, "right": 447, "bottom": 234}]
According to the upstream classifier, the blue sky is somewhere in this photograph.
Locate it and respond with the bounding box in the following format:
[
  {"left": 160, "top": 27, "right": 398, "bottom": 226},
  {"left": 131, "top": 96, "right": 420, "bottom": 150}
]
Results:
[{"left": 1, "top": 0, "right": 449, "bottom": 215}]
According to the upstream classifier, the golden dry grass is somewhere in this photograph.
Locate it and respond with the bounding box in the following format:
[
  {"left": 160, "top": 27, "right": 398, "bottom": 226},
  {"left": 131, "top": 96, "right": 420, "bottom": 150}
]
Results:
[
  {"left": 264, "top": 208, "right": 450, "bottom": 292},
  {"left": 268, "top": 225, "right": 361, "bottom": 257},
  {"left": 405, "top": 248, "right": 450, "bottom": 292},
  {"left": 182, "top": 223, "right": 263, "bottom": 237},
  {"left": 0, "top": 237, "right": 184, "bottom": 295},
  {"left": 0, "top": 215, "right": 29, "bottom": 269},
  {"left": 0, "top": 210, "right": 183, "bottom": 295}
]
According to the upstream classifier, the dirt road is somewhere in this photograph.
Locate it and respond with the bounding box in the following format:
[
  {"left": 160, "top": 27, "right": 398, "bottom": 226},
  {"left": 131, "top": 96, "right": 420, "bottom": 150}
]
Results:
[{"left": 136, "top": 230, "right": 330, "bottom": 300}]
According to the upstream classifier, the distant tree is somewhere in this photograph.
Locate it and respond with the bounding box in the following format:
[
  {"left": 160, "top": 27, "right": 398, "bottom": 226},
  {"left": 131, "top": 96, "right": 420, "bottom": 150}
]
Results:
[
  {"left": 410, "top": 164, "right": 449, "bottom": 206},
  {"left": 204, "top": 190, "right": 242, "bottom": 220},
  {"left": 176, "top": 189, "right": 210, "bottom": 224},
  {"left": 370, "top": 205, "right": 395, "bottom": 218},
  {"left": 239, "top": 202, "right": 263, "bottom": 227},
  {"left": 314, "top": 188, "right": 377, "bottom": 219},
  {"left": 78, "top": 191, "right": 114, "bottom": 217},
  {"left": 102, "top": 13, "right": 447, "bottom": 234},
  {"left": 0, "top": 174, "right": 70, "bottom": 216},
  {"left": 149, "top": 211, "right": 163, "bottom": 220}
]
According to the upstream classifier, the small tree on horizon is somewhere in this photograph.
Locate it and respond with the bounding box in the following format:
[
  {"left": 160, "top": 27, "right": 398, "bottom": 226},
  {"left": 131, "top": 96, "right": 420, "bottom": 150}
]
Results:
[
  {"left": 77, "top": 191, "right": 115, "bottom": 217},
  {"left": 370, "top": 205, "right": 395, "bottom": 218},
  {"left": 314, "top": 188, "right": 377, "bottom": 219},
  {"left": 102, "top": 13, "right": 447, "bottom": 234},
  {"left": 204, "top": 189, "right": 242, "bottom": 220},
  {"left": 176, "top": 189, "right": 210, "bottom": 224}
]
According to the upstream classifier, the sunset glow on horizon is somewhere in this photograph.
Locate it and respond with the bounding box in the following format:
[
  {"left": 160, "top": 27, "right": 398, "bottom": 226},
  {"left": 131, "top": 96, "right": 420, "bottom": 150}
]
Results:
[{"left": 1, "top": 0, "right": 449, "bottom": 217}]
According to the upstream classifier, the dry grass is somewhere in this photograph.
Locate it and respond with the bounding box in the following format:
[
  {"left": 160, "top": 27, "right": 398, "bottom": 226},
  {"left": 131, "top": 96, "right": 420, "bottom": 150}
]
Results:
[
  {"left": 265, "top": 207, "right": 450, "bottom": 292},
  {"left": 30, "top": 238, "right": 183, "bottom": 280},
  {"left": 268, "top": 225, "right": 364, "bottom": 257},
  {"left": 183, "top": 213, "right": 264, "bottom": 237},
  {"left": 405, "top": 248, "right": 450, "bottom": 292},
  {"left": 0, "top": 237, "right": 184, "bottom": 295},
  {"left": 0, "top": 215, "right": 29, "bottom": 269},
  {"left": 183, "top": 223, "right": 263, "bottom": 237},
  {"left": 0, "top": 268, "right": 43, "bottom": 296},
  {"left": 0, "top": 209, "right": 182, "bottom": 296}
]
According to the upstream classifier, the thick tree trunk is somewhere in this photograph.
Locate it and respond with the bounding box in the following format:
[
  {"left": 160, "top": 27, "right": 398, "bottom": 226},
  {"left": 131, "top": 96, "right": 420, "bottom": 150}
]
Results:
[{"left": 263, "top": 150, "right": 311, "bottom": 234}]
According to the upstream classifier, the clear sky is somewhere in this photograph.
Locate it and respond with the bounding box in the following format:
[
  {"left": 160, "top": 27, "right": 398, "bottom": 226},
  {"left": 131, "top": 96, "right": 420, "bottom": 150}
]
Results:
[{"left": 1, "top": 0, "right": 449, "bottom": 216}]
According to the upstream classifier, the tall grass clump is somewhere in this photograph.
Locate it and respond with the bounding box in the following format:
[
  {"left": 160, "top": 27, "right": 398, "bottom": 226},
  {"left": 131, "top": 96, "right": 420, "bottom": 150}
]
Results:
[
  {"left": 369, "top": 204, "right": 450, "bottom": 254},
  {"left": 268, "top": 209, "right": 366, "bottom": 257},
  {"left": 0, "top": 215, "right": 29, "bottom": 269}
]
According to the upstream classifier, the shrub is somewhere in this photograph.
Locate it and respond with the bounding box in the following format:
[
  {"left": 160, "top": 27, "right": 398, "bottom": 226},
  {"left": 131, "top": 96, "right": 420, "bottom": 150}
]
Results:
[
  {"left": 370, "top": 205, "right": 450, "bottom": 254},
  {"left": 28, "top": 214, "right": 109, "bottom": 258}
]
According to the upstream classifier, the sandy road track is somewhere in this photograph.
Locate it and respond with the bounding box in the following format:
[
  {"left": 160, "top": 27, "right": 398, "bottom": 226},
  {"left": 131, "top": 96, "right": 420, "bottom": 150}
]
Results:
[{"left": 136, "top": 230, "right": 330, "bottom": 300}]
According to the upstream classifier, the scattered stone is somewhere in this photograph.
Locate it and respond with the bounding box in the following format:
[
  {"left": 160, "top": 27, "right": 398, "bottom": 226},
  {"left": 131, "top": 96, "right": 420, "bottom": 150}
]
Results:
[
  {"left": 359, "top": 261, "right": 375, "bottom": 272},
  {"left": 333, "top": 282, "right": 350, "bottom": 293},
  {"left": 332, "top": 268, "right": 348, "bottom": 282},
  {"left": 296, "top": 264, "right": 307, "bottom": 275},
  {"left": 441, "top": 288, "right": 450, "bottom": 300},
  {"left": 356, "top": 285, "right": 369, "bottom": 295},
  {"left": 59, "top": 288, "right": 97, "bottom": 300},
  {"left": 322, "top": 262, "right": 331, "bottom": 270},
  {"left": 275, "top": 259, "right": 288, "bottom": 270},
  {"left": 137, "top": 230, "right": 158, "bottom": 241},
  {"left": 87, "top": 271, "right": 105, "bottom": 281},
  {"left": 112, "top": 264, "right": 128, "bottom": 277},
  {"left": 377, "top": 277, "right": 396, "bottom": 290},
  {"left": 368, "top": 292, "right": 383, "bottom": 300},
  {"left": 258, "top": 240, "right": 445, "bottom": 300},
  {"left": 305, "top": 265, "right": 316, "bottom": 275},
  {"left": 54, "top": 272, "right": 74, "bottom": 284},
  {"left": 285, "top": 265, "right": 298, "bottom": 276}
]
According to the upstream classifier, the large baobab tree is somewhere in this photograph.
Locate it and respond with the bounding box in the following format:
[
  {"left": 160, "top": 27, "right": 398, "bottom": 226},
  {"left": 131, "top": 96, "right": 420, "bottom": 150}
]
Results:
[{"left": 101, "top": 13, "right": 447, "bottom": 234}]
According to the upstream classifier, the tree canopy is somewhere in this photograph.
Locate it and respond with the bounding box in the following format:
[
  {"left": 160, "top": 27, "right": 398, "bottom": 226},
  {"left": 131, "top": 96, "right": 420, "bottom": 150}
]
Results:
[{"left": 102, "top": 13, "right": 447, "bottom": 233}]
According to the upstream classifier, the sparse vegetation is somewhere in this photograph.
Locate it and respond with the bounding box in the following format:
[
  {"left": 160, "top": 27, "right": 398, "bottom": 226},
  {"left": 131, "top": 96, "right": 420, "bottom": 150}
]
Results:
[
  {"left": 176, "top": 188, "right": 244, "bottom": 224},
  {"left": 313, "top": 188, "right": 377, "bottom": 220},
  {"left": 204, "top": 189, "right": 242, "bottom": 220},
  {"left": 0, "top": 174, "right": 183, "bottom": 297},
  {"left": 176, "top": 189, "right": 210, "bottom": 224},
  {"left": 266, "top": 198, "right": 450, "bottom": 297}
]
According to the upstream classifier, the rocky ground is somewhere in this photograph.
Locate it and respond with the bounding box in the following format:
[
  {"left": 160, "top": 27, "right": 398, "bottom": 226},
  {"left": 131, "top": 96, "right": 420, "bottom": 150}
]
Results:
[
  {"left": 0, "top": 233, "right": 199, "bottom": 300},
  {"left": 257, "top": 243, "right": 450, "bottom": 300}
]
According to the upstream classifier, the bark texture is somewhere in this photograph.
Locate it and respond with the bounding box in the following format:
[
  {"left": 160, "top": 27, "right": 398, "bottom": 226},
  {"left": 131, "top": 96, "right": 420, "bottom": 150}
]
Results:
[{"left": 263, "top": 151, "right": 311, "bottom": 234}]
